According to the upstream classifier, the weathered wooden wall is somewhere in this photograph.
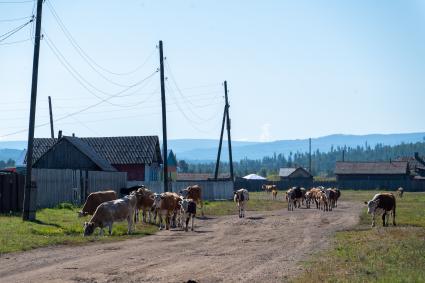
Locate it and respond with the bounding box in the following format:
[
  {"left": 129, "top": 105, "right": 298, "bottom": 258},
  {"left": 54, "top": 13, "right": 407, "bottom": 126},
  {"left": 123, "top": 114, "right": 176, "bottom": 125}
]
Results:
[{"left": 0, "top": 173, "right": 25, "bottom": 213}]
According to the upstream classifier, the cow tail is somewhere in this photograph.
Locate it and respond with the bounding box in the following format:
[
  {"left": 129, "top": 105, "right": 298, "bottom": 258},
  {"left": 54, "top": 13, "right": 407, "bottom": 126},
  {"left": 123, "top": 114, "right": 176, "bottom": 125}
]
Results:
[{"left": 393, "top": 199, "right": 396, "bottom": 226}]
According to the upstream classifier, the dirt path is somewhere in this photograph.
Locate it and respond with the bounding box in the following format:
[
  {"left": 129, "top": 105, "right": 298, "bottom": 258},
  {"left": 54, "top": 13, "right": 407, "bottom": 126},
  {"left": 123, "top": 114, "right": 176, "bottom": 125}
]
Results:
[{"left": 0, "top": 201, "right": 362, "bottom": 283}]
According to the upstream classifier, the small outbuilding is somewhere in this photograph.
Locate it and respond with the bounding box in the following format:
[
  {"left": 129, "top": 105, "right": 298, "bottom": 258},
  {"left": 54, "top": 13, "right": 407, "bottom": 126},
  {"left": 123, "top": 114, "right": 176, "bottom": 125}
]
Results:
[{"left": 279, "top": 167, "right": 313, "bottom": 181}]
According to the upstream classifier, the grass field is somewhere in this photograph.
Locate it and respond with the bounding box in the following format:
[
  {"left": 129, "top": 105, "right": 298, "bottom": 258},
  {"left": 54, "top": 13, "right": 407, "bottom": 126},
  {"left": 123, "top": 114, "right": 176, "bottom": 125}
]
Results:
[
  {"left": 293, "top": 190, "right": 425, "bottom": 283},
  {"left": 0, "top": 192, "right": 283, "bottom": 254}
]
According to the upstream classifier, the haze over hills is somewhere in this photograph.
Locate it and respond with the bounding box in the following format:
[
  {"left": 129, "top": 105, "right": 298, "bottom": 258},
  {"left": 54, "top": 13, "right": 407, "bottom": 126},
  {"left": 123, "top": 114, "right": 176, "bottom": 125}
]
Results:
[{"left": 1, "top": 132, "right": 424, "bottom": 163}]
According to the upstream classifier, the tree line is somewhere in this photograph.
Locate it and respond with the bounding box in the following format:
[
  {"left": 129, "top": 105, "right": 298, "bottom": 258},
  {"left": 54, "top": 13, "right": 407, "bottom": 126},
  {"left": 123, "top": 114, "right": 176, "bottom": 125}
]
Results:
[
  {"left": 179, "top": 141, "right": 425, "bottom": 177},
  {"left": 0, "top": 158, "right": 15, "bottom": 170}
]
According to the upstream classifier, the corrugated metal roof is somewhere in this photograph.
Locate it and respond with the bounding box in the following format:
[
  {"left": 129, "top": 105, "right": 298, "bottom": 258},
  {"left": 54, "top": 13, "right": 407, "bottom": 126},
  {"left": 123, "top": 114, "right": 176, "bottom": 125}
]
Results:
[
  {"left": 63, "top": 137, "right": 116, "bottom": 171},
  {"left": 279, "top": 168, "right": 297, "bottom": 177},
  {"left": 335, "top": 161, "right": 408, "bottom": 175},
  {"left": 32, "top": 136, "right": 162, "bottom": 165}
]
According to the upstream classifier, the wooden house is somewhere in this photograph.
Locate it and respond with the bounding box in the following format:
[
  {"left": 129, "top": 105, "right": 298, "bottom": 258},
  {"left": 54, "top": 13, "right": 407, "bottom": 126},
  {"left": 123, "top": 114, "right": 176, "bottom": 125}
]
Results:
[
  {"left": 30, "top": 136, "right": 163, "bottom": 182},
  {"left": 279, "top": 167, "right": 313, "bottom": 181}
]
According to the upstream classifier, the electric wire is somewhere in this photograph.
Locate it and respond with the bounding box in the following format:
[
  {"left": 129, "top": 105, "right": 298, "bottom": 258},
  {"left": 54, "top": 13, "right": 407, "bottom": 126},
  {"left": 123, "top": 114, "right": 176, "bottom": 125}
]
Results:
[
  {"left": 0, "top": 70, "right": 159, "bottom": 138},
  {"left": 46, "top": 0, "right": 157, "bottom": 77},
  {"left": 0, "top": 17, "right": 33, "bottom": 42},
  {"left": 0, "top": 15, "right": 32, "bottom": 22},
  {"left": 46, "top": 1, "right": 155, "bottom": 88},
  {"left": 0, "top": 0, "right": 34, "bottom": 3},
  {"left": 0, "top": 37, "right": 31, "bottom": 45}
]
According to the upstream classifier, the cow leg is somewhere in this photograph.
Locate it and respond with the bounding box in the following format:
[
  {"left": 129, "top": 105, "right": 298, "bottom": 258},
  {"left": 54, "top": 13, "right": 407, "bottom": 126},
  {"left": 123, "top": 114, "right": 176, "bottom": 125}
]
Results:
[
  {"left": 159, "top": 213, "right": 164, "bottom": 230},
  {"left": 185, "top": 215, "right": 189, "bottom": 232},
  {"left": 99, "top": 228, "right": 104, "bottom": 236},
  {"left": 166, "top": 214, "right": 170, "bottom": 230},
  {"left": 371, "top": 212, "right": 376, "bottom": 227},
  {"left": 200, "top": 200, "right": 204, "bottom": 217},
  {"left": 191, "top": 214, "right": 195, "bottom": 231},
  {"left": 108, "top": 223, "right": 113, "bottom": 235},
  {"left": 382, "top": 212, "right": 387, "bottom": 227}
]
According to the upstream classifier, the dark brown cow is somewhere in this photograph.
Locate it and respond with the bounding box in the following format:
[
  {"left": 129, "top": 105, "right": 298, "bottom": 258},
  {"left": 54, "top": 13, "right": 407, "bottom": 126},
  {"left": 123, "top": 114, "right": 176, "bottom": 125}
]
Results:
[
  {"left": 365, "top": 193, "right": 396, "bottom": 227},
  {"left": 78, "top": 190, "right": 117, "bottom": 217},
  {"left": 180, "top": 185, "right": 204, "bottom": 216}
]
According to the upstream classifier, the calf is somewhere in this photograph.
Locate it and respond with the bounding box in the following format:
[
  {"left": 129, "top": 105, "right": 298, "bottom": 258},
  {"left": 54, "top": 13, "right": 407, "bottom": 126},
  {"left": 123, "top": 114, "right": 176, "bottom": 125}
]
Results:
[
  {"left": 179, "top": 198, "right": 196, "bottom": 232},
  {"left": 180, "top": 185, "right": 204, "bottom": 216},
  {"left": 83, "top": 192, "right": 138, "bottom": 236},
  {"left": 396, "top": 187, "right": 404, "bottom": 198},
  {"left": 234, "top": 189, "right": 249, "bottom": 218},
  {"left": 272, "top": 188, "right": 278, "bottom": 200},
  {"left": 286, "top": 188, "right": 296, "bottom": 211},
  {"left": 364, "top": 193, "right": 396, "bottom": 227},
  {"left": 78, "top": 190, "right": 117, "bottom": 217}
]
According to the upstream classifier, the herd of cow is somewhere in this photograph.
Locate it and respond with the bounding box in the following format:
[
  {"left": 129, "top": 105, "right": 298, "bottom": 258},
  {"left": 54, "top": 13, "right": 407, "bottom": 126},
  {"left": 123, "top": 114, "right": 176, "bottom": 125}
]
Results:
[
  {"left": 77, "top": 184, "right": 404, "bottom": 236},
  {"left": 261, "top": 185, "right": 341, "bottom": 212},
  {"left": 79, "top": 185, "right": 204, "bottom": 236}
]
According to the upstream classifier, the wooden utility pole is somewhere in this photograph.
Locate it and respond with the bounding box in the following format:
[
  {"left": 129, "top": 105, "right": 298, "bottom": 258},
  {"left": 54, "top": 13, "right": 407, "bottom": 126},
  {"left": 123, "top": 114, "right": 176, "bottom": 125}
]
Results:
[
  {"left": 48, "top": 96, "right": 54, "bottom": 138},
  {"left": 159, "top": 40, "right": 168, "bottom": 192},
  {"left": 309, "top": 138, "right": 312, "bottom": 173},
  {"left": 214, "top": 81, "right": 234, "bottom": 181},
  {"left": 224, "top": 81, "right": 234, "bottom": 181},
  {"left": 214, "top": 103, "right": 226, "bottom": 179},
  {"left": 23, "top": 0, "right": 43, "bottom": 221}
]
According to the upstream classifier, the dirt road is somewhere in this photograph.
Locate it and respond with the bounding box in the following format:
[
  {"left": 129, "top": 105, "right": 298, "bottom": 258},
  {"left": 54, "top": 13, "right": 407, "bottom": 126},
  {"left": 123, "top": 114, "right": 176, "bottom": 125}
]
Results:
[{"left": 0, "top": 201, "right": 362, "bottom": 283}]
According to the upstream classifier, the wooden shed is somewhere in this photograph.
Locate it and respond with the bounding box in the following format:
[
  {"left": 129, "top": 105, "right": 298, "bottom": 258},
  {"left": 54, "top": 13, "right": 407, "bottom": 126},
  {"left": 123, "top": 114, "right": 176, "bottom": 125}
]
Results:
[{"left": 30, "top": 136, "right": 163, "bottom": 181}]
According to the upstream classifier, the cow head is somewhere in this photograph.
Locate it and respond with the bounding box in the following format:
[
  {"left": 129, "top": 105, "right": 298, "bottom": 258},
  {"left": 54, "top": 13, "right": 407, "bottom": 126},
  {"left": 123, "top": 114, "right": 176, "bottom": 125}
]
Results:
[
  {"left": 180, "top": 198, "right": 190, "bottom": 212},
  {"left": 83, "top": 222, "right": 95, "bottom": 236},
  {"left": 151, "top": 193, "right": 162, "bottom": 210},
  {"left": 180, "top": 189, "right": 189, "bottom": 198},
  {"left": 364, "top": 199, "right": 379, "bottom": 214}
]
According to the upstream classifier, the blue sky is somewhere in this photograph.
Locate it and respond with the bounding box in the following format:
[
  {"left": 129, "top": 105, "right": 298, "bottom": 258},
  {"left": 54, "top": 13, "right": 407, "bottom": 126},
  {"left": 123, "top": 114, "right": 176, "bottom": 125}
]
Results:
[{"left": 1, "top": 0, "right": 425, "bottom": 142}]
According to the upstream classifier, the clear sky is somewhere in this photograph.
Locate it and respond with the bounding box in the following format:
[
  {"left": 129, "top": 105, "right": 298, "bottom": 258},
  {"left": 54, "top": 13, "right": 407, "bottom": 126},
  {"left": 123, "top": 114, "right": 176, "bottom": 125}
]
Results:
[{"left": 1, "top": 0, "right": 425, "bottom": 142}]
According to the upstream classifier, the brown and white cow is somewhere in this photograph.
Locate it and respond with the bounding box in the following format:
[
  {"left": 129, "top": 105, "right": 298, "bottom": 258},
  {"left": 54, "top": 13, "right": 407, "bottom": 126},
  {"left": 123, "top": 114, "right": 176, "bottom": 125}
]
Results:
[
  {"left": 272, "top": 188, "right": 278, "bottom": 200},
  {"left": 262, "top": 184, "right": 276, "bottom": 194},
  {"left": 152, "top": 192, "right": 181, "bottom": 230},
  {"left": 83, "top": 192, "right": 138, "bottom": 236},
  {"left": 134, "top": 187, "right": 155, "bottom": 223},
  {"left": 364, "top": 193, "right": 396, "bottom": 227},
  {"left": 180, "top": 185, "right": 204, "bottom": 216},
  {"left": 234, "top": 189, "right": 249, "bottom": 218},
  {"left": 78, "top": 190, "right": 117, "bottom": 217}
]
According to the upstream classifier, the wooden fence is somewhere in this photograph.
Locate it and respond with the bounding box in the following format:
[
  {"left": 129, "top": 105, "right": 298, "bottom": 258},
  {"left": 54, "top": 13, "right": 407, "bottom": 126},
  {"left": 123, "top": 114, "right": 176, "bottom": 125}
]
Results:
[
  {"left": 0, "top": 173, "right": 25, "bottom": 213},
  {"left": 127, "top": 180, "right": 234, "bottom": 200},
  {"left": 33, "top": 169, "right": 127, "bottom": 208}
]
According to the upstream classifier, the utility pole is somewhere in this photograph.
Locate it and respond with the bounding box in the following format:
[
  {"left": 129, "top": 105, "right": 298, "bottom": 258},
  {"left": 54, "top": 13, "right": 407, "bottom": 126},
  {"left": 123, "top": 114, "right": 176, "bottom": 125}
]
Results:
[
  {"left": 342, "top": 148, "right": 345, "bottom": 162},
  {"left": 159, "top": 40, "right": 168, "bottom": 192},
  {"left": 224, "top": 81, "right": 234, "bottom": 181},
  {"left": 23, "top": 0, "right": 43, "bottom": 221},
  {"left": 48, "top": 96, "right": 54, "bottom": 138},
  {"left": 309, "top": 138, "right": 312, "bottom": 173},
  {"left": 214, "top": 81, "right": 234, "bottom": 181},
  {"left": 214, "top": 100, "right": 226, "bottom": 179}
]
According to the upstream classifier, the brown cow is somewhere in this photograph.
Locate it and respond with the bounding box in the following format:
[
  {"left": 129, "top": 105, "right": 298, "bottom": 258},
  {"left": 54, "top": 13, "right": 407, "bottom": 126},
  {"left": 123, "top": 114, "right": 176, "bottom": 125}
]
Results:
[
  {"left": 135, "top": 187, "right": 155, "bottom": 223},
  {"left": 272, "top": 188, "right": 278, "bottom": 200},
  {"left": 180, "top": 185, "right": 204, "bottom": 216},
  {"left": 83, "top": 192, "right": 138, "bottom": 236},
  {"left": 78, "top": 190, "right": 117, "bottom": 217},
  {"left": 152, "top": 192, "right": 181, "bottom": 230},
  {"left": 365, "top": 193, "right": 396, "bottom": 227}
]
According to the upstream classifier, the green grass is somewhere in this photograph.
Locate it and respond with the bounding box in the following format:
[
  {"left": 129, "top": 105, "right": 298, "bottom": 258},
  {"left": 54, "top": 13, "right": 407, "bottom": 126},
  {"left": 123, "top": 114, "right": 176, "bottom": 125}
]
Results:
[
  {"left": 0, "top": 204, "right": 157, "bottom": 254},
  {"left": 0, "top": 193, "right": 284, "bottom": 254},
  {"left": 293, "top": 190, "right": 425, "bottom": 283}
]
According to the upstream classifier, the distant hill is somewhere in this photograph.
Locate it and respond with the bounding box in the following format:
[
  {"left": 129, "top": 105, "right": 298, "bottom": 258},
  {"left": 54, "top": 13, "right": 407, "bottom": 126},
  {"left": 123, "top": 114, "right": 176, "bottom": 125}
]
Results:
[
  {"left": 1, "top": 132, "right": 425, "bottom": 162},
  {"left": 172, "top": 133, "right": 425, "bottom": 162},
  {"left": 0, "top": 149, "right": 24, "bottom": 162}
]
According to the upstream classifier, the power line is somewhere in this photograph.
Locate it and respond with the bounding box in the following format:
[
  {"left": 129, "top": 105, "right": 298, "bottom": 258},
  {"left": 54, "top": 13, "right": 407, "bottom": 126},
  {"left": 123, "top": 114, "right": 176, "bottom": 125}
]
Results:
[
  {"left": 46, "top": 0, "right": 157, "bottom": 77},
  {"left": 0, "top": 0, "right": 34, "bottom": 3},
  {"left": 0, "top": 37, "right": 31, "bottom": 45},
  {"left": 0, "top": 15, "right": 32, "bottom": 22},
  {"left": 0, "top": 70, "right": 158, "bottom": 138},
  {"left": 0, "top": 17, "right": 33, "bottom": 42},
  {"left": 46, "top": 1, "right": 155, "bottom": 88},
  {"left": 44, "top": 33, "right": 158, "bottom": 106}
]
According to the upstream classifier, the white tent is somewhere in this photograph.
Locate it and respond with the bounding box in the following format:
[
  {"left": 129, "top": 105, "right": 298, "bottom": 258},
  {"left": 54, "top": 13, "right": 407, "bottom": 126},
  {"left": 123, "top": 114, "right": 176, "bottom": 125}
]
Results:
[{"left": 242, "top": 173, "right": 267, "bottom": 180}]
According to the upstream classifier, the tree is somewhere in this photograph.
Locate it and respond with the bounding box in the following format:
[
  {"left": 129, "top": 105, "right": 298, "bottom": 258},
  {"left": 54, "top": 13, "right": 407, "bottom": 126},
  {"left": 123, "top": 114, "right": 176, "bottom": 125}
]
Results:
[{"left": 178, "top": 160, "right": 189, "bottom": 173}]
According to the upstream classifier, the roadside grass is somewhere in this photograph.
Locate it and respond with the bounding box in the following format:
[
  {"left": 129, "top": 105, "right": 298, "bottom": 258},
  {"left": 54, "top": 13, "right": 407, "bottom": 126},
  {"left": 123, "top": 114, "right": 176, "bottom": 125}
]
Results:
[
  {"left": 293, "top": 190, "right": 425, "bottom": 283},
  {"left": 0, "top": 204, "right": 157, "bottom": 254},
  {"left": 1, "top": 192, "right": 285, "bottom": 254}
]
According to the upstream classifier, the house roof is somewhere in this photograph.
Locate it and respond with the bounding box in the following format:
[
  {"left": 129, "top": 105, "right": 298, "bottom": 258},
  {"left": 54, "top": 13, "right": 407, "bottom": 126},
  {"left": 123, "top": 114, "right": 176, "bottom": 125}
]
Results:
[
  {"left": 395, "top": 155, "right": 425, "bottom": 176},
  {"left": 279, "top": 167, "right": 312, "bottom": 178},
  {"left": 31, "top": 136, "right": 163, "bottom": 165},
  {"left": 335, "top": 161, "right": 409, "bottom": 175}
]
